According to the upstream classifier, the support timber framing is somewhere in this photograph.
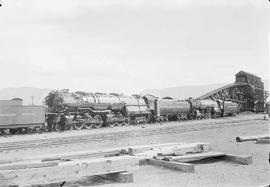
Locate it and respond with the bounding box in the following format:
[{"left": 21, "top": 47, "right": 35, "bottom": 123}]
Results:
[{"left": 0, "top": 156, "right": 138, "bottom": 186}]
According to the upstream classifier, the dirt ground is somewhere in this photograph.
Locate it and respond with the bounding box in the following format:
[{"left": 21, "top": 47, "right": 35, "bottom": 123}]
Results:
[{"left": 0, "top": 113, "right": 269, "bottom": 187}]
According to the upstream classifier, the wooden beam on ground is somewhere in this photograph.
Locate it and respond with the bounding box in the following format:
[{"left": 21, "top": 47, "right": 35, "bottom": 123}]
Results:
[
  {"left": 170, "top": 151, "right": 225, "bottom": 163},
  {"left": 0, "top": 155, "right": 139, "bottom": 186},
  {"left": 144, "top": 159, "right": 194, "bottom": 173},
  {"left": 168, "top": 152, "right": 252, "bottom": 165},
  {"left": 41, "top": 149, "right": 125, "bottom": 162},
  {"left": 127, "top": 142, "right": 184, "bottom": 155},
  {"left": 0, "top": 161, "right": 58, "bottom": 170},
  {"left": 1, "top": 142, "right": 180, "bottom": 165},
  {"left": 236, "top": 135, "right": 270, "bottom": 142},
  {"left": 223, "top": 154, "right": 252, "bottom": 165},
  {"left": 155, "top": 143, "right": 211, "bottom": 156},
  {"left": 134, "top": 143, "right": 211, "bottom": 159}
]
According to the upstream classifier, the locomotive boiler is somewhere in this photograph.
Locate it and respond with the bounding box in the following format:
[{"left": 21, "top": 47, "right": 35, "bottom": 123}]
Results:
[{"left": 45, "top": 90, "right": 128, "bottom": 130}]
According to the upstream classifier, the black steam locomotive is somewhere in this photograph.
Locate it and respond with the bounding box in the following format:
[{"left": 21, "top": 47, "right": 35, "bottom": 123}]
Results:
[
  {"left": 0, "top": 89, "right": 239, "bottom": 134},
  {"left": 45, "top": 90, "right": 151, "bottom": 131}
]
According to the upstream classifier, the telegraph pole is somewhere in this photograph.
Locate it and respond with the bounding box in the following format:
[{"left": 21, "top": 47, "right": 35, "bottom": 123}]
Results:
[{"left": 31, "top": 96, "right": 34, "bottom": 106}]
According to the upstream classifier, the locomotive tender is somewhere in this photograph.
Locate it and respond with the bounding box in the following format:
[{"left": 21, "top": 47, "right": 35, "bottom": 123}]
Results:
[
  {"left": 143, "top": 95, "right": 191, "bottom": 122},
  {"left": 0, "top": 98, "right": 45, "bottom": 134},
  {"left": 0, "top": 90, "right": 239, "bottom": 134}
]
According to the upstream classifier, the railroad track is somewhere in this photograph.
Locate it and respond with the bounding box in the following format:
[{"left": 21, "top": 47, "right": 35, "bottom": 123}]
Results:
[{"left": 0, "top": 117, "right": 266, "bottom": 152}]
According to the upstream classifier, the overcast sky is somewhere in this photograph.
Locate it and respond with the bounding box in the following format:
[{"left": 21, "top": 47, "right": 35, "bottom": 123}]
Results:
[{"left": 0, "top": 0, "right": 269, "bottom": 94}]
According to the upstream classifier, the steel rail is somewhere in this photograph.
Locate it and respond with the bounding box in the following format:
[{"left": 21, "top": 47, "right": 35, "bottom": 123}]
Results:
[{"left": 0, "top": 118, "right": 264, "bottom": 152}]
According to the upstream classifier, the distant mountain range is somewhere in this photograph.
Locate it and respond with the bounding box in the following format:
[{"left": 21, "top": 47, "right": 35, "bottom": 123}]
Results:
[
  {"left": 0, "top": 79, "right": 268, "bottom": 105},
  {"left": 140, "top": 82, "right": 229, "bottom": 99}
]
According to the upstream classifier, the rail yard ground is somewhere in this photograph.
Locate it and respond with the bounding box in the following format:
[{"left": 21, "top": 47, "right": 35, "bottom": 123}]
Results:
[{"left": 0, "top": 113, "right": 269, "bottom": 187}]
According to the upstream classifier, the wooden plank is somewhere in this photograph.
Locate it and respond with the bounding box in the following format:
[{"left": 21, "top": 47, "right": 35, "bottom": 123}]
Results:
[
  {"left": 41, "top": 149, "right": 125, "bottom": 162},
  {"left": 145, "top": 159, "right": 194, "bottom": 173},
  {"left": 236, "top": 135, "right": 270, "bottom": 142},
  {"left": 0, "top": 155, "right": 139, "bottom": 186},
  {"left": 0, "top": 161, "right": 59, "bottom": 170},
  {"left": 155, "top": 143, "right": 211, "bottom": 156},
  {"left": 1, "top": 142, "right": 180, "bottom": 165},
  {"left": 134, "top": 143, "right": 211, "bottom": 160},
  {"left": 126, "top": 142, "right": 183, "bottom": 154},
  {"left": 223, "top": 154, "right": 252, "bottom": 165},
  {"left": 170, "top": 151, "right": 225, "bottom": 162},
  {"left": 170, "top": 152, "right": 252, "bottom": 165}
]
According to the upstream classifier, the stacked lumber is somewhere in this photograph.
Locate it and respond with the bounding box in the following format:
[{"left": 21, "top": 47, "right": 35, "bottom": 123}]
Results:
[
  {"left": 0, "top": 156, "right": 138, "bottom": 186},
  {"left": 0, "top": 143, "right": 186, "bottom": 186},
  {"left": 0, "top": 142, "right": 180, "bottom": 164},
  {"left": 136, "top": 142, "right": 252, "bottom": 172},
  {"left": 236, "top": 135, "right": 270, "bottom": 144},
  {"left": 0, "top": 142, "right": 253, "bottom": 186},
  {"left": 0, "top": 150, "right": 139, "bottom": 186}
]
